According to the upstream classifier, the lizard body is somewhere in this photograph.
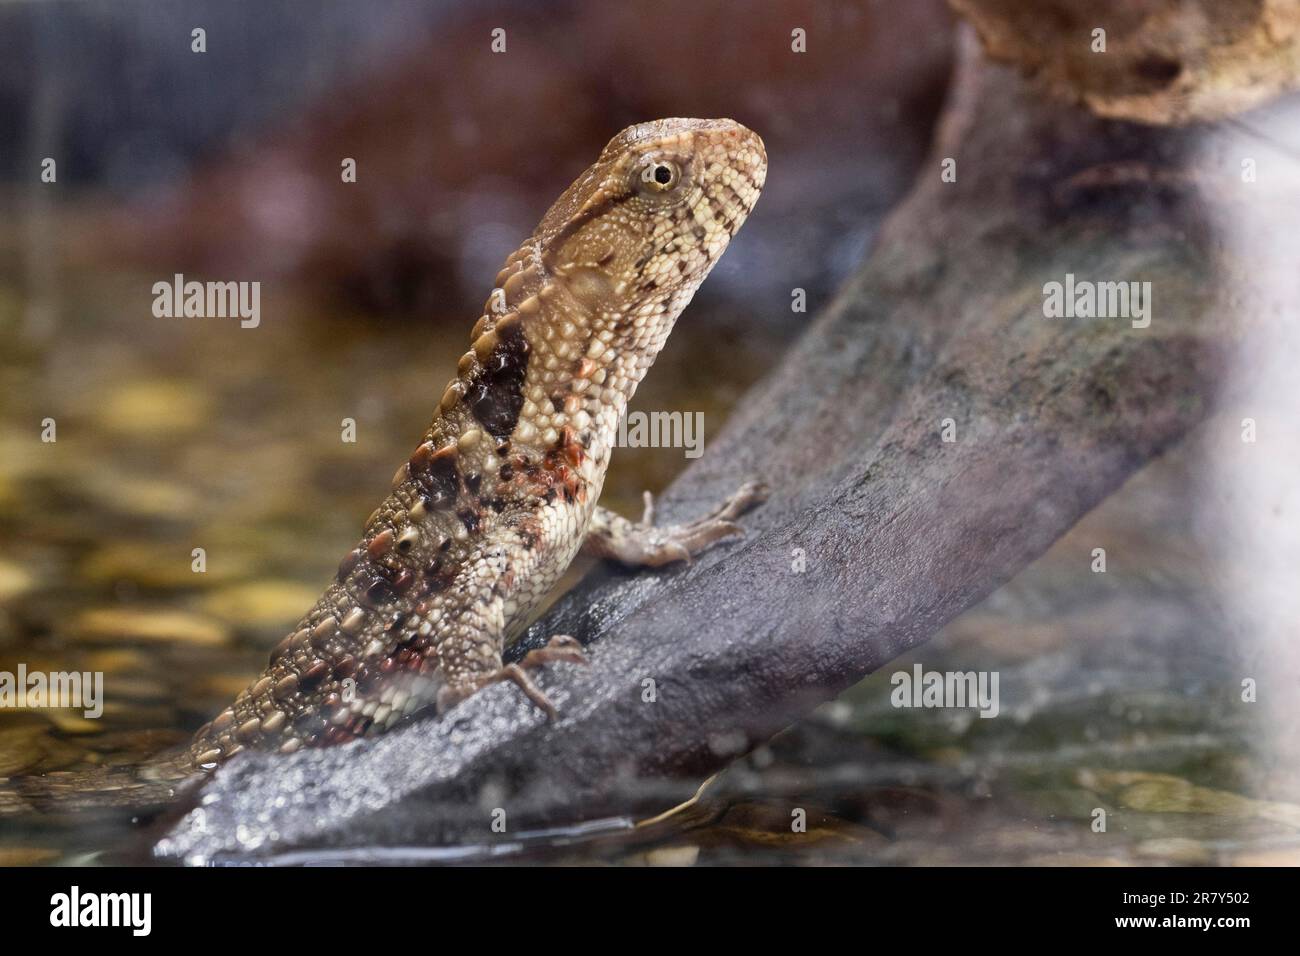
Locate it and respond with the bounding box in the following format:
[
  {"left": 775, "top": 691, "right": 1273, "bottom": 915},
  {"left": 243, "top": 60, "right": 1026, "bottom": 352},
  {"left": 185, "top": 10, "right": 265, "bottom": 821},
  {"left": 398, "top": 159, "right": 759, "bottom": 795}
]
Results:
[{"left": 188, "top": 117, "right": 767, "bottom": 768}]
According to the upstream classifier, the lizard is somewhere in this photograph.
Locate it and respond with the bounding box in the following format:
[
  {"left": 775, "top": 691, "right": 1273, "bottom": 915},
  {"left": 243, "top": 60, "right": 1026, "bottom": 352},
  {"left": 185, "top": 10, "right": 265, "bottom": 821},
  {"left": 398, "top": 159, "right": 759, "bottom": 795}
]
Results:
[{"left": 186, "top": 117, "right": 769, "bottom": 769}]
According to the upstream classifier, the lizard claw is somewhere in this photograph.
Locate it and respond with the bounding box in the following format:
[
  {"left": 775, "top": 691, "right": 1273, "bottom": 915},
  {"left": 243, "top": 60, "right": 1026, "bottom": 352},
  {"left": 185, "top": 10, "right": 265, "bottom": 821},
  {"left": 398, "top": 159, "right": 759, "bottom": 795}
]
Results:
[
  {"left": 587, "top": 478, "right": 768, "bottom": 568},
  {"left": 440, "top": 640, "right": 587, "bottom": 721},
  {"left": 647, "top": 478, "right": 767, "bottom": 565},
  {"left": 714, "top": 480, "right": 769, "bottom": 520},
  {"left": 520, "top": 634, "right": 589, "bottom": 669}
]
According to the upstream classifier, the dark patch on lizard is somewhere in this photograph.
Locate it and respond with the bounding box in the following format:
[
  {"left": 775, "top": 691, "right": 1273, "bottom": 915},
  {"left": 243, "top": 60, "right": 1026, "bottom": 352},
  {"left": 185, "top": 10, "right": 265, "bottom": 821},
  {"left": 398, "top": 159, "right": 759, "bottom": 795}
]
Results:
[
  {"left": 409, "top": 443, "right": 460, "bottom": 506},
  {"left": 468, "top": 320, "right": 531, "bottom": 440},
  {"left": 458, "top": 508, "right": 482, "bottom": 534},
  {"left": 518, "top": 426, "right": 589, "bottom": 508}
]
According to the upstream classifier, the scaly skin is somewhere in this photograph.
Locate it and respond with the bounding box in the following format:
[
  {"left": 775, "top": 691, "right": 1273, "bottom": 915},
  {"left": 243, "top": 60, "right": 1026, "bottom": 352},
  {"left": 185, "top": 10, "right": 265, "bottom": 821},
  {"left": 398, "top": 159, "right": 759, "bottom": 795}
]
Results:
[{"left": 188, "top": 118, "right": 768, "bottom": 769}]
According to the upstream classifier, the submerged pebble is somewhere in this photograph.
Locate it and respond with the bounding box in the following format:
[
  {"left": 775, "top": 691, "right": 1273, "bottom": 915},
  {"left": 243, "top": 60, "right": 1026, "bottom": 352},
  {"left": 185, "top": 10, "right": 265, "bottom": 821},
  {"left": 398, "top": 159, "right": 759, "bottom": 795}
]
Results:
[
  {"left": 94, "top": 379, "right": 214, "bottom": 436},
  {"left": 70, "top": 607, "right": 231, "bottom": 646},
  {"left": 199, "top": 581, "right": 319, "bottom": 629}
]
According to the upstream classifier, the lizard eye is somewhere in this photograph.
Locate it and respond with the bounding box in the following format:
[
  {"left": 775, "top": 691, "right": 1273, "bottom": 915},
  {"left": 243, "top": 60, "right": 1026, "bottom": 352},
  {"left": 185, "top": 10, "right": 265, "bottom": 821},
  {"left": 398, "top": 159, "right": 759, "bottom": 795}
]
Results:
[{"left": 639, "top": 159, "right": 681, "bottom": 193}]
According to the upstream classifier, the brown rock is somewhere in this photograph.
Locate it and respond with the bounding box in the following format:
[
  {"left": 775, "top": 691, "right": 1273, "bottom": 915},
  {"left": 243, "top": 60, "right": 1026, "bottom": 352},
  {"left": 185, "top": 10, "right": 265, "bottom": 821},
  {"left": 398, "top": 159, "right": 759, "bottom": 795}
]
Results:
[{"left": 951, "top": 0, "right": 1300, "bottom": 124}]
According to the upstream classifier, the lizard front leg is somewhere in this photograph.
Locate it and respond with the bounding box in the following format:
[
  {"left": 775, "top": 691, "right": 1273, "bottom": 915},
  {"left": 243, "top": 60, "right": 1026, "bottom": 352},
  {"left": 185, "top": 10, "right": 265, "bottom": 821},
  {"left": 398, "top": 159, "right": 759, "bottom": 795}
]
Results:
[{"left": 582, "top": 480, "right": 768, "bottom": 567}]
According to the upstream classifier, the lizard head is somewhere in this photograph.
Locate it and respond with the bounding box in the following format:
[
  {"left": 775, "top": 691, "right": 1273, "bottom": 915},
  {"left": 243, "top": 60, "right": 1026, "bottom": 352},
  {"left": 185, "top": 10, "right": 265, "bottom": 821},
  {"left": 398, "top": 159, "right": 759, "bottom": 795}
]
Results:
[{"left": 535, "top": 117, "right": 767, "bottom": 321}]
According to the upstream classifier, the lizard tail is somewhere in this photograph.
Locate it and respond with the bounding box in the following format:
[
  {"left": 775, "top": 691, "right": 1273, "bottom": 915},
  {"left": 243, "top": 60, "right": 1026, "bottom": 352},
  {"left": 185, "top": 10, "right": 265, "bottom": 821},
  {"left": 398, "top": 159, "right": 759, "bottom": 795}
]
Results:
[{"left": 0, "top": 750, "right": 199, "bottom": 818}]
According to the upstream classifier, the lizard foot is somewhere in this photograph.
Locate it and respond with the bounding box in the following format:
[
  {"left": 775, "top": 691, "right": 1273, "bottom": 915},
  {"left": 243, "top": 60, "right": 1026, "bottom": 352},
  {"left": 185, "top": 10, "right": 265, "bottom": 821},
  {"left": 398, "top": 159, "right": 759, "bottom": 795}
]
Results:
[
  {"left": 439, "top": 635, "right": 588, "bottom": 720},
  {"left": 586, "top": 479, "right": 769, "bottom": 567},
  {"left": 519, "top": 633, "right": 588, "bottom": 669}
]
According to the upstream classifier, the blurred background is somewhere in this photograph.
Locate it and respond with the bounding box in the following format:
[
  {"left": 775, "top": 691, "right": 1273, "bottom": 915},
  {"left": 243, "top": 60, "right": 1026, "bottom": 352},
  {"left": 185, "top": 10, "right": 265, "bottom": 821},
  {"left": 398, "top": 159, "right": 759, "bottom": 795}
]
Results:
[{"left": 2, "top": 0, "right": 1297, "bottom": 866}]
